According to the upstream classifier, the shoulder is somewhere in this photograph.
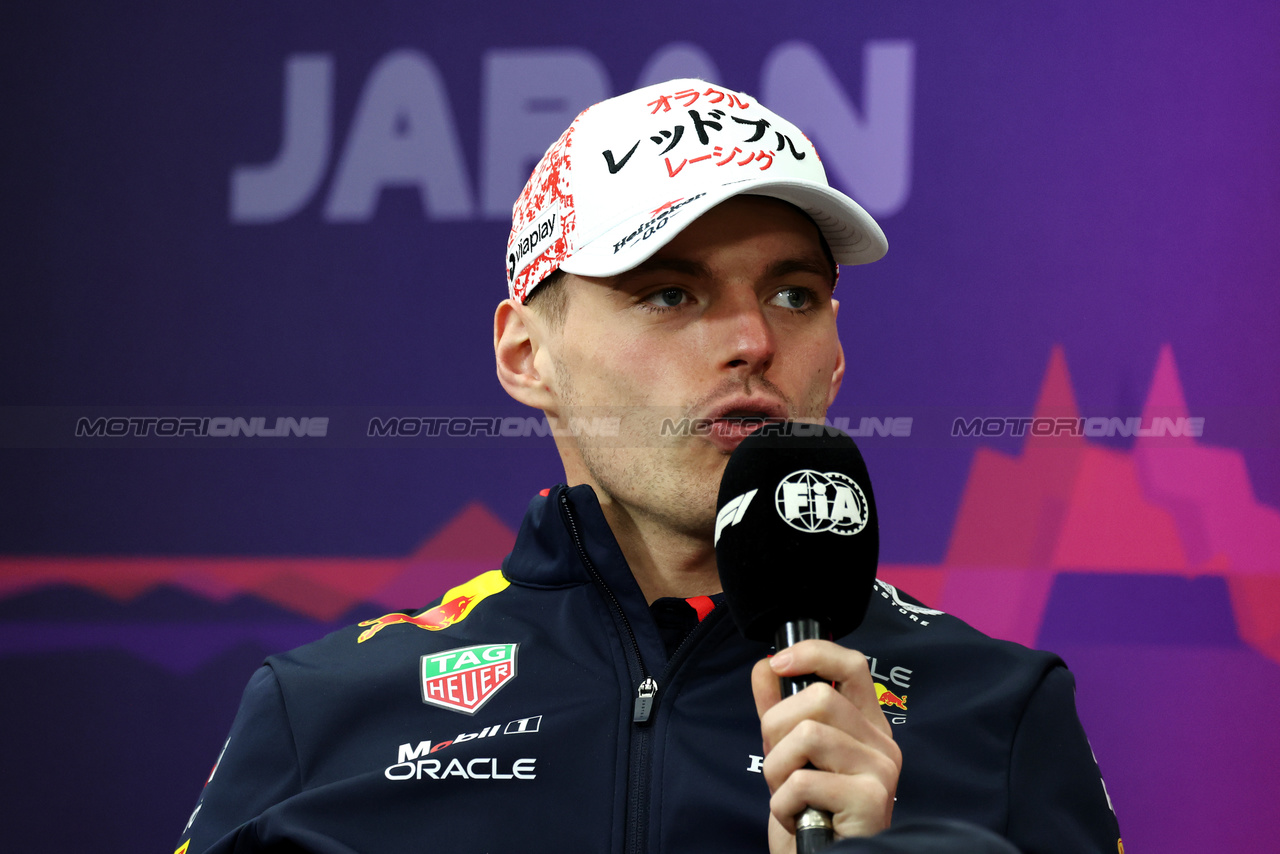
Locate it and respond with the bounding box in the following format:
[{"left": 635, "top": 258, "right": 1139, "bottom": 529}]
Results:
[
  {"left": 853, "top": 579, "right": 1065, "bottom": 712},
  {"left": 265, "top": 568, "right": 523, "bottom": 697},
  {"left": 865, "top": 578, "right": 1059, "bottom": 661}
]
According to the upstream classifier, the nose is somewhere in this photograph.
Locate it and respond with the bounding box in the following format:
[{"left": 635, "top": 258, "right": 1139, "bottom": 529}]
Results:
[{"left": 715, "top": 287, "right": 776, "bottom": 375}]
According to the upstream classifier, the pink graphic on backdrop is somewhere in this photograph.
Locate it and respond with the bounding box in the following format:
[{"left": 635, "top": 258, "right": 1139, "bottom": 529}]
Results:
[
  {"left": 0, "top": 502, "right": 515, "bottom": 621},
  {"left": 879, "top": 344, "right": 1280, "bottom": 661},
  {"left": 1132, "top": 346, "right": 1280, "bottom": 662}
]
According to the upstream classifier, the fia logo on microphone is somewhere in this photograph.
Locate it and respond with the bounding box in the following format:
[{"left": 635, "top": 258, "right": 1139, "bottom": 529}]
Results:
[{"left": 774, "top": 470, "right": 869, "bottom": 536}]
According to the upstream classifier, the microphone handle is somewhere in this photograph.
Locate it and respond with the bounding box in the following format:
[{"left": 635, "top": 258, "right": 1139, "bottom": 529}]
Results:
[{"left": 775, "top": 619, "right": 835, "bottom": 854}]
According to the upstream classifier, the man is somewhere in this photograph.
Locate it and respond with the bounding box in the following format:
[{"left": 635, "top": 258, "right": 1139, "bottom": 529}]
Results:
[{"left": 175, "top": 80, "right": 1121, "bottom": 854}]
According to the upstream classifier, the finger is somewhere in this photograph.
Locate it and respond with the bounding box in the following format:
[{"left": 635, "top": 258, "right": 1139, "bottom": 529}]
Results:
[
  {"left": 768, "top": 640, "right": 889, "bottom": 733},
  {"left": 752, "top": 656, "right": 783, "bottom": 722},
  {"left": 768, "top": 640, "right": 876, "bottom": 705},
  {"left": 759, "top": 681, "right": 897, "bottom": 759},
  {"left": 769, "top": 765, "right": 896, "bottom": 840},
  {"left": 761, "top": 718, "right": 900, "bottom": 797},
  {"left": 767, "top": 812, "right": 795, "bottom": 854}
]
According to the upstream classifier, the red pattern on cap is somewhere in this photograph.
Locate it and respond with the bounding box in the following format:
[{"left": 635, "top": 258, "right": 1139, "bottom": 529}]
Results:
[{"left": 507, "top": 121, "right": 580, "bottom": 303}]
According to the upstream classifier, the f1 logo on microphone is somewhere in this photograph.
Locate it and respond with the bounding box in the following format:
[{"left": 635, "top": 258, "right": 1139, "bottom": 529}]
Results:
[
  {"left": 715, "top": 488, "right": 758, "bottom": 545},
  {"left": 775, "top": 470, "right": 869, "bottom": 536}
]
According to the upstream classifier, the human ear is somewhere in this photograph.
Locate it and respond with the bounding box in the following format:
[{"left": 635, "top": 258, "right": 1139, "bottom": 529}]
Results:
[
  {"left": 827, "top": 298, "right": 845, "bottom": 407},
  {"left": 494, "top": 299, "right": 559, "bottom": 412}
]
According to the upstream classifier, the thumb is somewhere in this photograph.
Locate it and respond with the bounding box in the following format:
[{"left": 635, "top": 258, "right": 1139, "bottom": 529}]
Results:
[{"left": 752, "top": 656, "right": 783, "bottom": 725}]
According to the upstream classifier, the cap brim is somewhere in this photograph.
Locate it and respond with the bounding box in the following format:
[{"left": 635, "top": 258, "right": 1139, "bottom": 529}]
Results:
[{"left": 558, "top": 178, "right": 887, "bottom": 280}]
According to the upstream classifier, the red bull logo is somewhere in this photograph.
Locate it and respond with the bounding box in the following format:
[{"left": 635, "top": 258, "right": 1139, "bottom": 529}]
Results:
[
  {"left": 358, "top": 570, "right": 509, "bottom": 642},
  {"left": 874, "top": 682, "right": 908, "bottom": 711},
  {"left": 358, "top": 596, "right": 474, "bottom": 639}
]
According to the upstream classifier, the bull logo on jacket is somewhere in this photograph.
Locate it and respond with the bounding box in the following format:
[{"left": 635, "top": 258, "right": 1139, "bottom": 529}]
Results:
[{"left": 358, "top": 570, "right": 510, "bottom": 642}]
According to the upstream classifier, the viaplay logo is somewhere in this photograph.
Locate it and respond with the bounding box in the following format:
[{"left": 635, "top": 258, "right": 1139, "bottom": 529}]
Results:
[
  {"left": 774, "top": 469, "right": 869, "bottom": 536},
  {"left": 421, "top": 643, "right": 518, "bottom": 714},
  {"left": 507, "top": 203, "right": 562, "bottom": 284}
]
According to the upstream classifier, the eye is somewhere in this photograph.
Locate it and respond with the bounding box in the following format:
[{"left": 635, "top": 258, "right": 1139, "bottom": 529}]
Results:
[
  {"left": 769, "top": 287, "right": 816, "bottom": 311},
  {"left": 641, "top": 288, "right": 690, "bottom": 310}
]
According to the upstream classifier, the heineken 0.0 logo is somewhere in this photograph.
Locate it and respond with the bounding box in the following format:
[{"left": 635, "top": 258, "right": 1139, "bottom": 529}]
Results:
[{"left": 420, "top": 643, "right": 518, "bottom": 714}]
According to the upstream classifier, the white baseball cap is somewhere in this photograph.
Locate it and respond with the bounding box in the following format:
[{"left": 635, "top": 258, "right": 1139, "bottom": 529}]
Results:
[{"left": 505, "top": 78, "right": 888, "bottom": 303}]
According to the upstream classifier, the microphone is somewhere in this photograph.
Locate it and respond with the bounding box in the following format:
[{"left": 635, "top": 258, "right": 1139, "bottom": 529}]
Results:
[{"left": 714, "top": 422, "right": 880, "bottom": 854}]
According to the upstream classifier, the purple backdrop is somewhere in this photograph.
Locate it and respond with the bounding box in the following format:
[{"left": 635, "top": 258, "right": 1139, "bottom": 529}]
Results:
[{"left": 2, "top": 2, "right": 1278, "bottom": 851}]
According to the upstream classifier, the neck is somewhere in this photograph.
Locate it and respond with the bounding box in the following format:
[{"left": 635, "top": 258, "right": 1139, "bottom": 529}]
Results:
[{"left": 594, "top": 494, "right": 722, "bottom": 605}]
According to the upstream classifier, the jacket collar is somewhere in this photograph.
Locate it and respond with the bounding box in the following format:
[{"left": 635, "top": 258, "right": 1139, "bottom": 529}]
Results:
[
  {"left": 502, "top": 483, "right": 729, "bottom": 673},
  {"left": 503, "top": 483, "right": 642, "bottom": 595}
]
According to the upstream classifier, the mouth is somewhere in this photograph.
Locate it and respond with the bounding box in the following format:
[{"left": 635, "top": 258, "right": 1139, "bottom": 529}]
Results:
[
  {"left": 711, "top": 414, "right": 773, "bottom": 441},
  {"left": 701, "top": 401, "right": 789, "bottom": 451},
  {"left": 716, "top": 410, "right": 778, "bottom": 426}
]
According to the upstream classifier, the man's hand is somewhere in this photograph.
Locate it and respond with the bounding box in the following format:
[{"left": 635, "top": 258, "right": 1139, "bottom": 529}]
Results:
[{"left": 752, "top": 639, "right": 902, "bottom": 853}]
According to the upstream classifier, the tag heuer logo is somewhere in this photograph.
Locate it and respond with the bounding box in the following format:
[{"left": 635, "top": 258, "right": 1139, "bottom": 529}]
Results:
[{"left": 421, "top": 643, "right": 518, "bottom": 714}]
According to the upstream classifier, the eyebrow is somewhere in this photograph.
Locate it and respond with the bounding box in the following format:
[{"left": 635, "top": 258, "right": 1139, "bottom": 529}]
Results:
[
  {"left": 765, "top": 257, "right": 836, "bottom": 284},
  {"left": 613, "top": 254, "right": 835, "bottom": 287},
  {"left": 612, "top": 257, "right": 710, "bottom": 285}
]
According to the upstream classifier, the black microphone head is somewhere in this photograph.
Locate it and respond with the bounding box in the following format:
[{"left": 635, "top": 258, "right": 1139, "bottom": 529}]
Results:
[{"left": 714, "top": 422, "right": 879, "bottom": 642}]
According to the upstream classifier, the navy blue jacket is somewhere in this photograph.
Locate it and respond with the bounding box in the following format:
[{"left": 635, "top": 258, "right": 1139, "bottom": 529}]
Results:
[{"left": 175, "top": 484, "right": 1121, "bottom": 854}]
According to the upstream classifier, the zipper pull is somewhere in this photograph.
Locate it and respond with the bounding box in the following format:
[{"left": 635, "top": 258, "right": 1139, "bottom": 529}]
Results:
[{"left": 633, "top": 677, "right": 658, "bottom": 723}]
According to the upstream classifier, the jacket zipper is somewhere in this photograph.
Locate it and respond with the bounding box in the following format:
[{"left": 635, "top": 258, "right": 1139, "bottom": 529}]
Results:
[
  {"left": 559, "top": 491, "right": 725, "bottom": 854},
  {"left": 559, "top": 492, "right": 652, "bottom": 717},
  {"left": 559, "top": 492, "right": 658, "bottom": 854}
]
